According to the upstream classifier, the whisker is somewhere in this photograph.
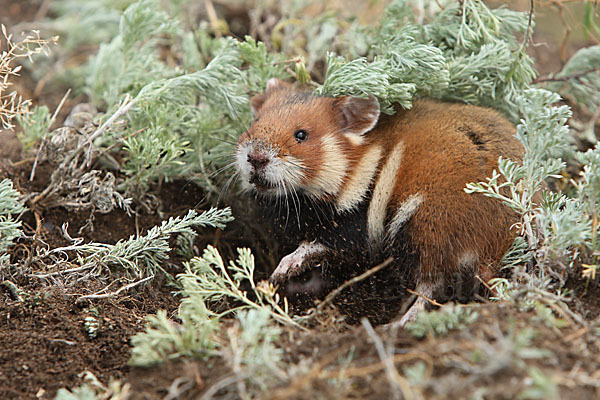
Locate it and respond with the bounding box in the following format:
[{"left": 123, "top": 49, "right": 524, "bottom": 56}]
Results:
[
  {"left": 209, "top": 136, "right": 238, "bottom": 146},
  {"left": 289, "top": 183, "right": 302, "bottom": 230},
  {"left": 284, "top": 158, "right": 310, "bottom": 172},
  {"left": 207, "top": 161, "right": 237, "bottom": 180},
  {"left": 217, "top": 170, "right": 241, "bottom": 205},
  {"left": 283, "top": 179, "right": 291, "bottom": 230}
]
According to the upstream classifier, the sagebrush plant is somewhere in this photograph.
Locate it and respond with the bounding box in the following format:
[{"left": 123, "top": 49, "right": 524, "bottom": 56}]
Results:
[
  {"left": 54, "top": 370, "right": 131, "bottom": 400},
  {"left": 467, "top": 88, "right": 599, "bottom": 299},
  {"left": 130, "top": 244, "right": 298, "bottom": 366},
  {"left": 83, "top": 0, "right": 600, "bottom": 361},
  {"left": 15, "top": 0, "right": 600, "bottom": 396},
  {"left": 130, "top": 301, "right": 285, "bottom": 396},
  {"left": 15, "top": 105, "right": 51, "bottom": 150},
  {"left": 404, "top": 304, "right": 479, "bottom": 339},
  {"left": 85, "top": 0, "right": 179, "bottom": 108},
  {"left": 544, "top": 45, "right": 600, "bottom": 144},
  {"left": 129, "top": 306, "right": 219, "bottom": 367},
  {"left": 0, "top": 179, "right": 26, "bottom": 266},
  {"left": 32, "top": 208, "right": 233, "bottom": 296},
  {"left": 128, "top": 245, "right": 296, "bottom": 399},
  {"left": 0, "top": 25, "right": 57, "bottom": 129},
  {"left": 317, "top": 0, "right": 536, "bottom": 120},
  {"left": 223, "top": 309, "right": 286, "bottom": 394},
  {"left": 179, "top": 245, "right": 299, "bottom": 325}
]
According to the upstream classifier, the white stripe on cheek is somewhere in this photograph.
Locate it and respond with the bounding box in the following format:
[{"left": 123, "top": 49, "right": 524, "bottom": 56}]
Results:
[
  {"left": 367, "top": 141, "right": 405, "bottom": 245},
  {"left": 336, "top": 144, "right": 382, "bottom": 212},
  {"left": 306, "top": 134, "right": 349, "bottom": 198}
]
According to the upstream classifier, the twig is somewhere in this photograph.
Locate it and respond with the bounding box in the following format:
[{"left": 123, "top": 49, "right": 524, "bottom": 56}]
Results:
[
  {"left": 320, "top": 352, "right": 433, "bottom": 380},
  {"left": 30, "top": 88, "right": 71, "bottom": 181},
  {"left": 269, "top": 346, "right": 353, "bottom": 400},
  {"left": 48, "top": 338, "right": 76, "bottom": 346},
  {"left": 84, "top": 94, "right": 136, "bottom": 167},
  {"left": 199, "top": 374, "right": 247, "bottom": 400},
  {"left": 363, "top": 318, "right": 415, "bottom": 400},
  {"left": 33, "top": 210, "right": 42, "bottom": 241},
  {"left": 164, "top": 377, "right": 195, "bottom": 400},
  {"left": 532, "top": 68, "right": 600, "bottom": 84},
  {"left": 32, "top": 67, "right": 54, "bottom": 98},
  {"left": 581, "top": 105, "right": 600, "bottom": 143},
  {"left": 271, "top": 57, "right": 302, "bottom": 65},
  {"left": 1, "top": 280, "right": 24, "bottom": 302},
  {"left": 539, "top": 297, "right": 575, "bottom": 326},
  {"left": 406, "top": 288, "right": 443, "bottom": 307},
  {"left": 270, "top": 345, "right": 433, "bottom": 400},
  {"left": 563, "top": 327, "right": 588, "bottom": 342},
  {"left": 75, "top": 275, "right": 154, "bottom": 304},
  {"left": 11, "top": 157, "right": 36, "bottom": 167},
  {"left": 29, "top": 264, "right": 92, "bottom": 279},
  {"left": 204, "top": 0, "right": 222, "bottom": 37},
  {"left": 93, "top": 127, "right": 146, "bottom": 163},
  {"left": 34, "top": 0, "right": 52, "bottom": 21},
  {"left": 475, "top": 274, "right": 495, "bottom": 294},
  {"left": 528, "top": 287, "right": 586, "bottom": 325},
  {"left": 301, "top": 257, "right": 394, "bottom": 321},
  {"left": 282, "top": 65, "right": 319, "bottom": 87},
  {"left": 552, "top": 0, "right": 571, "bottom": 63},
  {"left": 518, "top": 0, "right": 534, "bottom": 54}
]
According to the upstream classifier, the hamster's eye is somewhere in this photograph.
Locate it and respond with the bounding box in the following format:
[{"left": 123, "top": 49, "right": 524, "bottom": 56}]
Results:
[{"left": 294, "top": 129, "right": 308, "bottom": 142}]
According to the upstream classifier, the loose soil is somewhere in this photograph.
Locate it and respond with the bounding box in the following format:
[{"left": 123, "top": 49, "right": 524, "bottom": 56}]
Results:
[{"left": 1, "top": 1, "right": 599, "bottom": 399}]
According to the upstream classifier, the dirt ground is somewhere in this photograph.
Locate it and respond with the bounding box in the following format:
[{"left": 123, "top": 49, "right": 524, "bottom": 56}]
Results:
[{"left": 1, "top": 1, "right": 599, "bottom": 399}]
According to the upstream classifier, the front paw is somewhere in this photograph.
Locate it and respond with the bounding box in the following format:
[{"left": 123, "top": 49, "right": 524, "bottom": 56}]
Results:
[
  {"left": 270, "top": 252, "right": 307, "bottom": 284},
  {"left": 284, "top": 267, "right": 331, "bottom": 299},
  {"left": 269, "top": 241, "right": 327, "bottom": 284}
]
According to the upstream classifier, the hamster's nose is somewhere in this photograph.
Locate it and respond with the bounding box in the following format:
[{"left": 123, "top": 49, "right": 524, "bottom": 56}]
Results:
[{"left": 248, "top": 152, "right": 269, "bottom": 170}]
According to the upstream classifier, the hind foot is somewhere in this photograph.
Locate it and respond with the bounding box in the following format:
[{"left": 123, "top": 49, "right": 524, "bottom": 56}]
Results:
[{"left": 387, "top": 283, "right": 435, "bottom": 329}]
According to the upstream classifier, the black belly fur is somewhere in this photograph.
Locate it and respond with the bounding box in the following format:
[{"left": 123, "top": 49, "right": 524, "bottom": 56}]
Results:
[{"left": 257, "top": 193, "right": 421, "bottom": 324}]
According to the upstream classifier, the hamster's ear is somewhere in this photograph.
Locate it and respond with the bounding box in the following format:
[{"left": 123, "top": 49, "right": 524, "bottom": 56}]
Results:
[
  {"left": 265, "top": 78, "right": 290, "bottom": 91},
  {"left": 334, "top": 95, "right": 380, "bottom": 136},
  {"left": 250, "top": 93, "right": 268, "bottom": 115},
  {"left": 251, "top": 78, "right": 290, "bottom": 115}
]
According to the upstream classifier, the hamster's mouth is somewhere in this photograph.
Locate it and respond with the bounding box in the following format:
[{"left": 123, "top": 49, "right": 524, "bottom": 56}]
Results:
[{"left": 249, "top": 174, "right": 276, "bottom": 191}]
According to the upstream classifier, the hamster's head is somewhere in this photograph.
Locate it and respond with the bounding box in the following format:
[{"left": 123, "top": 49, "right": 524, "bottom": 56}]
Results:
[{"left": 236, "top": 79, "right": 380, "bottom": 199}]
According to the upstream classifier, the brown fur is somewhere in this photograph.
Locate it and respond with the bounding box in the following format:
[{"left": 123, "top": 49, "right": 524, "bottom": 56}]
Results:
[{"left": 381, "top": 101, "right": 522, "bottom": 281}]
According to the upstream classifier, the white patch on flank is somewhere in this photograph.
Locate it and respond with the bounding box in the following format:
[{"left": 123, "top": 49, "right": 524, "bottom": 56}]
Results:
[
  {"left": 336, "top": 145, "right": 383, "bottom": 212},
  {"left": 387, "top": 193, "right": 424, "bottom": 239},
  {"left": 458, "top": 251, "right": 478, "bottom": 267},
  {"left": 305, "top": 134, "right": 349, "bottom": 198},
  {"left": 270, "top": 241, "right": 327, "bottom": 283},
  {"left": 367, "top": 141, "right": 405, "bottom": 246}
]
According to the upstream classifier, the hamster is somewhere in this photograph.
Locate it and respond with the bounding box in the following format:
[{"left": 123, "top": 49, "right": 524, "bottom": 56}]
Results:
[{"left": 235, "top": 78, "right": 523, "bottom": 326}]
